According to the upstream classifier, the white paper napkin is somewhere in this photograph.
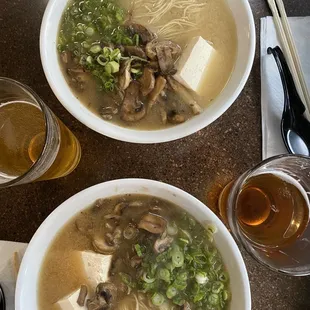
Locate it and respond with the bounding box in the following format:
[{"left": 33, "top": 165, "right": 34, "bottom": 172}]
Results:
[
  {"left": 0, "top": 241, "right": 27, "bottom": 310},
  {"left": 261, "top": 16, "right": 310, "bottom": 159}
]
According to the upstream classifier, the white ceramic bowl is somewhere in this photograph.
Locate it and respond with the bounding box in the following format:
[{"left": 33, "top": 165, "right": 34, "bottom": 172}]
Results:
[
  {"left": 40, "top": 0, "right": 255, "bottom": 144},
  {"left": 16, "top": 179, "right": 251, "bottom": 309}
]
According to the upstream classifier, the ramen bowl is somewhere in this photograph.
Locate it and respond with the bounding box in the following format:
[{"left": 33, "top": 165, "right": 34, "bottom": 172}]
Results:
[
  {"left": 16, "top": 179, "right": 251, "bottom": 309},
  {"left": 40, "top": 0, "right": 255, "bottom": 143}
]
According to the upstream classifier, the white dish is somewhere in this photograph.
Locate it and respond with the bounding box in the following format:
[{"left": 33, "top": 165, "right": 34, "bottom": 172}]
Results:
[
  {"left": 40, "top": 0, "right": 255, "bottom": 143},
  {"left": 15, "top": 179, "right": 251, "bottom": 309}
]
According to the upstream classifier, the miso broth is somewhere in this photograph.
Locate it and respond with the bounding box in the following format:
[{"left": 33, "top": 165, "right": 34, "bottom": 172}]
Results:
[
  {"left": 58, "top": 0, "right": 237, "bottom": 130},
  {"left": 39, "top": 194, "right": 231, "bottom": 310}
]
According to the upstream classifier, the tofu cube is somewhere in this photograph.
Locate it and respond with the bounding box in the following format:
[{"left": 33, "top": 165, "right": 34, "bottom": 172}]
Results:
[
  {"left": 56, "top": 288, "right": 87, "bottom": 310},
  {"left": 74, "top": 251, "right": 113, "bottom": 288},
  {"left": 174, "top": 36, "right": 215, "bottom": 94}
]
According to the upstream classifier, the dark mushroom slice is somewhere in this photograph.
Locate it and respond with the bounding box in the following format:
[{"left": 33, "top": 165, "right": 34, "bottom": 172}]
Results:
[
  {"left": 86, "top": 295, "right": 108, "bottom": 310},
  {"left": 154, "top": 236, "right": 174, "bottom": 254},
  {"left": 96, "top": 283, "right": 117, "bottom": 305},
  {"left": 120, "top": 81, "right": 146, "bottom": 122},
  {"left": 167, "top": 110, "right": 186, "bottom": 124},
  {"left": 138, "top": 213, "right": 167, "bottom": 234},
  {"left": 156, "top": 45, "right": 177, "bottom": 75},
  {"left": 148, "top": 76, "right": 167, "bottom": 109},
  {"left": 77, "top": 285, "right": 88, "bottom": 306},
  {"left": 130, "top": 255, "right": 142, "bottom": 268},
  {"left": 148, "top": 60, "right": 160, "bottom": 72},
  {"left": 127, "top": 23, "right": 156, "bottom": 44},
  {"left": 119, "top": 59, "right": 132, "bottom": 91},
  {"left": 139, "top": 67, "right": 155, "bottom": 97},
  {"left": 92, "top": 236, "right": 117, "bottom": 254},
  {"left": 167, "top": 76, "right": 203, "bottom": 115},
  {"left": 124, "top": 46, "right": 147, "bottom": 59}
]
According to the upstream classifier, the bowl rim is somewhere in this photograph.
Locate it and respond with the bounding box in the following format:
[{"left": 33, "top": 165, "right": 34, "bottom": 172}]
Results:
[
  {"left": 39, "top": 0, "right": 256, "bottom": 144},
  {"left": 15, "top": 178, "right": 251, "bottom": 310}
]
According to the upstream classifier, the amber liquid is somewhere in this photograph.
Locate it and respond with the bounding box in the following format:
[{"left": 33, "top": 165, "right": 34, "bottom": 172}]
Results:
[
  {"left": 219, "top": 173, "right": 309, "bottom": 248},
  {"left": 0, "top": 101, "right": 81, "bottom": 181}
]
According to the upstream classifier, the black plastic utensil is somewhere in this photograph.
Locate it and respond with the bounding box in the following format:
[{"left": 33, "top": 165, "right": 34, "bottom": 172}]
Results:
[
  {"left": 0, "top": 284, "right": 5, "bottom": 310},
  {"left": 268, "top": 46, "right": 310, "bottom": 156}
]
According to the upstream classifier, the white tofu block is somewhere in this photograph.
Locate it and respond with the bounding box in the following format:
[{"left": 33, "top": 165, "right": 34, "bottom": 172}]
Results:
[
  {"left": 56, "top": 288, "right": 87, "bottom": 310},
  {"left": 174, "top": 36, "right": 215, "bottom": 93},
  {"left": 74, "top": 251, "right": 113, "bottom": 288}
]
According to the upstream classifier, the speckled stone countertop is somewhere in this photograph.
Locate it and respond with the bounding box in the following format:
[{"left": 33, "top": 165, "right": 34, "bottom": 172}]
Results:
[{"left": 1, "top": 0, "right": 310, "bottom": 309}]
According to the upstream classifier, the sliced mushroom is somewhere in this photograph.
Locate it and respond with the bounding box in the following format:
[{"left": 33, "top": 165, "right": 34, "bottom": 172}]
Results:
[
  {"left": 104, "top": 214, "right": 121, "bottom": 221},
  {"left": 60, "top": 51, "right": 70, "bottom": 64},
  {"left": 145, "top": 40, "right": 158, "bottom": 60},
  {"left": 139, "top": 67, "right": 155, "bottom": 97},
  {"left": 77, "top": 285, "right": 88, "bottom": 306},
  {"left": 138, "top": 213, "right": 167, "bottom": 234},
  {"left": 96, "top": 282, "right": 117, "bottom": 305},
  {"left": 114, "top": 202, "right": 127, "bottom": 215},
  {"left": 127, "top": 23, "right": 156, "bottom": 44},
  {"left": 148, "top": 60, "right": 160, "bottom": 72},
  {"left": 119, "top": 59, "right": 132, "bottom": 91},
  {"left": 167, "top": 76, "right": 203, "bottom": 115},
  {"left": 86, "top": 295, "right": 108, "bottom": 310},
  {"left": 148, "top": 76, "right": 167, "bottom": 109},
  {"left": 120, "top": 81, "right": 146, "bottom": 122},
  {"left": 154, "top": 236, "right": 174, "bottom": 254},
  {"left": 167, "top": 110, "right": 186, "bottom": 124},
  {"left": 130, "top": 255, "right": 142, "bottom": 268},
  {"left": 92, "top": 237, "right": 117, "bottom": 254},
  {"left": 156, "top": 45, "right": 177, "bottom": 75},
  {"left": 124, "top": 46, "right": 147, "bottom": 59},
  {"left": 87, "top": 283, "right": 117, "bottom": 310}
]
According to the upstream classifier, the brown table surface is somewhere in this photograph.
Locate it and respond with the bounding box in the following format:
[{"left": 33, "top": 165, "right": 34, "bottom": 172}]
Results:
[{"left": 1, "top": 0, "right": 310, "bottom": 309}]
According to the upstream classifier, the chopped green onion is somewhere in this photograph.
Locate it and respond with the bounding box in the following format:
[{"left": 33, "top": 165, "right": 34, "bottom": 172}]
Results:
[
  {"left": 219, "top": 271, "right": 229, "bottom": 283},
  {"left": 85, "top": 26, "right": 95, "bottom": 37},
  {"left": 131, "top": 68, "right": 141, "bottom": 74},
  {"left": 97, "top": 55, "right": 107, "bottom": 66},
  {"left": 105, "top": 61, "right": 119, "bottom": 74},
  {"left": 172, "top": 296, "right": 185, "bottom": 306},
  {"left": 172, "top": 250, "right": 184, "bottom": 267},
  {"left": 90, "top": 44, "right": 101, "bottom": 54},
  {"left": 122, "top": 37, "right": 133, "bottom": 45},
  {"left": 135, "top": 244, "right": 143, "bottom": 257},
  {"left": 212, "top": 281, "right": 224, "bottom": 294},
  {"left": 208, "top": 293, "right": 219, "bottom": 306},
  {"left": 166, "top": 286, "right": 178, "bottom": 299},
  {"left": 86, "top": 55, "right": 93, "bottom": 64},
  {"left": 133, "top": 33, "right": 139, "bottom": 46},
  {"left": 142, "top": 272, "right": 155, "bottom": 283},
  {"left": 151, "top": 293, "right": 165, "bottom": 306},
  {"left": 157, "top": 268, "right": 170, "bottom": 282},
  {"left": 195, "top": 271, "right": 208, "bottom": 284},
  {"left": 167, "top": 221, "right": 178, "bottom": 236},
  {"left": 119, "top": 272, "right": 135, "bottom": 287},
  {"left": 222, "top": 290, "right": 230, "bottom": 301},
  {"left": 206, "top": 223, "right": 218, "bottom": 234}
]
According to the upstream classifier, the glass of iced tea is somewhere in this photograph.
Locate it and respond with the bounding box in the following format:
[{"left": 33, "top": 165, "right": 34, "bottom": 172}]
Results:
[
  {"left": 0, "top": 77, "right": 81, "bottom": 188},
  {"left": 218, "top": 154, "right": 310, "bottom": 275}
]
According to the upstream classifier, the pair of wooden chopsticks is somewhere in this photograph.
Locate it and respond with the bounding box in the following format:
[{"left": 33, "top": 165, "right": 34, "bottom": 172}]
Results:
[{"left": 267, "top": 0, "right": 310, "bottom": 119}]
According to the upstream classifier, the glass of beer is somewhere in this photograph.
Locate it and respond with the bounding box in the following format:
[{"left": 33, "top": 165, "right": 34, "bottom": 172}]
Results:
[
  {"left": 0, "top": 77, "right": 81, "bottom": 188},
  {"left": 218, "top": 154, "right": 310, "bottom": 275}
]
